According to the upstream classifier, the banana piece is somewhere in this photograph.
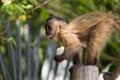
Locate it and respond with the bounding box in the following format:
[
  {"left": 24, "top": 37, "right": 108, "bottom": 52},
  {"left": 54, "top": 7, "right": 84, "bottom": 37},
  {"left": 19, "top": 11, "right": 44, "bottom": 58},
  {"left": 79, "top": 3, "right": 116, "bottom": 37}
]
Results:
[{"left": 56, "top": 46, "right": 64, "bottom": 55}]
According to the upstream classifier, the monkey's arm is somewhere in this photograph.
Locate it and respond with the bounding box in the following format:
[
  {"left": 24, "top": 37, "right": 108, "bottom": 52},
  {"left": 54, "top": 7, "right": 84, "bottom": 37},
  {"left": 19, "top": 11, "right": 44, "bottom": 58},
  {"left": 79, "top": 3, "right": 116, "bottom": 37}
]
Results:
[
  {"left": 54, "top": 45, "right": 81, "bottom": 62},
  {"left": 54, "top": 32, "right": 81, "bottom": 62}
]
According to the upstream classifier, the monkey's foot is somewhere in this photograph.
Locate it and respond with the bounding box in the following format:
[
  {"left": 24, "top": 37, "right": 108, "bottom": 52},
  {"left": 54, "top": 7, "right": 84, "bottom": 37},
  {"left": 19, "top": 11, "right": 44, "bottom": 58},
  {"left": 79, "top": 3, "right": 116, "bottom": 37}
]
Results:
[
  {"left": 86, "top": 58, "right": 98, "bottom": 65},
  {"left": 103, "top": 72, "right": 112, "bottom": 80},
  {"left": 69, "top": 64, "right": 84, "bottom": 71}
]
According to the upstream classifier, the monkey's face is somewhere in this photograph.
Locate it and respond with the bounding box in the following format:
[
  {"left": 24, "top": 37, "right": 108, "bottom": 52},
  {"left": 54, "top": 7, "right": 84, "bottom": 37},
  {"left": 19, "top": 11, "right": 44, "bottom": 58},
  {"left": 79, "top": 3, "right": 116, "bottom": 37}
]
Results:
[
  {"left": 45, "top": 16, "right": 67, "bottom": 41},
  {"left": 45, "top": 20, "right": 61, "bottom": 41}
]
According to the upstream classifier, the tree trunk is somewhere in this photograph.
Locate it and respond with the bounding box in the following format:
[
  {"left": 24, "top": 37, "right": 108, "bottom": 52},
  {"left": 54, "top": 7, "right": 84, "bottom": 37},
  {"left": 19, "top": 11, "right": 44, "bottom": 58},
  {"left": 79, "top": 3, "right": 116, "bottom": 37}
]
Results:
[{"left": 69, "top": 65, "right": 99, "bottom": 80}]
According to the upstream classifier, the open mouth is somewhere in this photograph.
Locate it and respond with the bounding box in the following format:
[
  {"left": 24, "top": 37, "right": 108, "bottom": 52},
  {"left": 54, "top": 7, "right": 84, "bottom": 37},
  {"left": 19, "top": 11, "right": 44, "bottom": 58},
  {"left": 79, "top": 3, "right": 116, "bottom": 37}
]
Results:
[{"left": 48, "top": 35, "right": 54, "bottom": 39}]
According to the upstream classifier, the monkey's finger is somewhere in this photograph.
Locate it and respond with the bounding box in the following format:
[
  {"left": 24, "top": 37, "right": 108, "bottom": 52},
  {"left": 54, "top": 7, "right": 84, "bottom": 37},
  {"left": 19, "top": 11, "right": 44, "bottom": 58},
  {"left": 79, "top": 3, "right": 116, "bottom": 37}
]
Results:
[{"left": 54, "top": 55, "right": 63, "bottom": 62}]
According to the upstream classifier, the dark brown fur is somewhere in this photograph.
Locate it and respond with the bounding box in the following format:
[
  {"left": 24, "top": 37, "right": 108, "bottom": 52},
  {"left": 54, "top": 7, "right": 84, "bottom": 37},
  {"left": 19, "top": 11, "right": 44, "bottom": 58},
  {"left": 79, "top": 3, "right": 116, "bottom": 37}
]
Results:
[{"left": 45, "top": 12, "right": 120, "bottom": 65}]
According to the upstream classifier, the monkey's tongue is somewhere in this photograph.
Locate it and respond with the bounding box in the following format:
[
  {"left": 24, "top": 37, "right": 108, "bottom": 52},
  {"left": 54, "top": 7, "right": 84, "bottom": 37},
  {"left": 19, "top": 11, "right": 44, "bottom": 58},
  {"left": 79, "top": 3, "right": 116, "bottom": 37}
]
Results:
[{"left": 48, "top": 35, "right": 53, "bottom": 39}]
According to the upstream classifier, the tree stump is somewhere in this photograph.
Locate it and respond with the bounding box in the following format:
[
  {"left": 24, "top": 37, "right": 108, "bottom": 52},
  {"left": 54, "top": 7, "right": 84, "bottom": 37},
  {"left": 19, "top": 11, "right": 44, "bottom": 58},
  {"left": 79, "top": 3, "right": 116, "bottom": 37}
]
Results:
[{"left": 69, "top": 65, "right": 99, "bottom": 80}]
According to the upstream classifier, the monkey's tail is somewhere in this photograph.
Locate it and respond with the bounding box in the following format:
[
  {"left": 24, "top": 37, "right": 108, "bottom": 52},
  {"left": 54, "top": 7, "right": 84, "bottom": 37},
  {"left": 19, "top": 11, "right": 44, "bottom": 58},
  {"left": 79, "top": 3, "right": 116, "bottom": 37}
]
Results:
[{"left": 112, "top": 16, "right": 120, "bottom": 32}]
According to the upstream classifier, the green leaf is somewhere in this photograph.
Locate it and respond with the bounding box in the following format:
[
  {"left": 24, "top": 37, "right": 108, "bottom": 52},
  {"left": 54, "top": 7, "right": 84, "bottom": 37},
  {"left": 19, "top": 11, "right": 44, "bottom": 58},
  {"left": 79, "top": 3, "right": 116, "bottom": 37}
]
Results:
[
  {"left": 39, "top": 8, "right": 49, "bottom": 21},
  {"left": 14, "top": 4, "right": 26, "bottom": 14},
  {"left": 23, "top": 4, "right": 33, "bottom": 9},
  {"left": 7, "top": 37, "right": 16, "bottom": 46}
]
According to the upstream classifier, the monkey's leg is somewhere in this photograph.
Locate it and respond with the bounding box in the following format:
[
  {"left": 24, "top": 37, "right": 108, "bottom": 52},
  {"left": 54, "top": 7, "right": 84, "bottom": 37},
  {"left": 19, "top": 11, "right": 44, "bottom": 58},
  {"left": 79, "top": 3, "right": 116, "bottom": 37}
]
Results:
[
  {"left": 86, "top": 22, "right": 113, "bottom": 65},
  {"left": 69, "top": 52, "right": 83, "bottom": 71},
  {"left": 73, "top": 48, "right": 83, "bottom": 65}
]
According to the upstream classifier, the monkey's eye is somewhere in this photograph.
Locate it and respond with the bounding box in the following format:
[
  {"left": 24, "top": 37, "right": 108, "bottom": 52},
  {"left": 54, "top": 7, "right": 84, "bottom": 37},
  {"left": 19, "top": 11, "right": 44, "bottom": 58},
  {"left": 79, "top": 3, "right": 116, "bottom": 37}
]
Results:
[
  {"left": 46, "top": 25, "right": 51, "bottom": 32},
  {"left": 59, "top": 25, "right": 62, "bottom": 29},
  {"left": 47, "top": 25, "right": 51, "bottom": 31},
  {"left": 45, "top": 25, "right": 51, "bottom": 35}
]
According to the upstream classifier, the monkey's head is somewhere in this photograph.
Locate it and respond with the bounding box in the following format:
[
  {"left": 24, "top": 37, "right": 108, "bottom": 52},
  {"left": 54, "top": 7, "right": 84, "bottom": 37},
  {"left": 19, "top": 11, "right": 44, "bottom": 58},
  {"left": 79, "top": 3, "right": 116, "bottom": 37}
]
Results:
[{"left": 45, "top": 16, "right": 67, "bottom": 40}]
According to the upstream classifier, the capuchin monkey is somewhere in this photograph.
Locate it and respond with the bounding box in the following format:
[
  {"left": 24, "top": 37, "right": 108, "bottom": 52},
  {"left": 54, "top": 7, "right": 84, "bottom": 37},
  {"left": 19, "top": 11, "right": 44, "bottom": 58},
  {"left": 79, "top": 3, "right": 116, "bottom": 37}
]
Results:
[{"left": 44, "top": 12, "right": 120, "bottom": 65}]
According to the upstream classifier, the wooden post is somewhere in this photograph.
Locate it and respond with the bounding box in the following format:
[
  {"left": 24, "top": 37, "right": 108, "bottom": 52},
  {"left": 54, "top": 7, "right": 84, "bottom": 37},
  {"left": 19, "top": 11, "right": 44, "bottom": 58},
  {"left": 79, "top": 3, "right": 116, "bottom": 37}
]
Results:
[{"left": 69, "top": 65, "right": 99, "bottom": 80}]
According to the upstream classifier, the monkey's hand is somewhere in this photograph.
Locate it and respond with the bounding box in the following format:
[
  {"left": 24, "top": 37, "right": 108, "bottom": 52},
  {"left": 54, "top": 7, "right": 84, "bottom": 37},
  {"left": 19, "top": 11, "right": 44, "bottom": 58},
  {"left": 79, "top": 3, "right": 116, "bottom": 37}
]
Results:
[
  {"left": 54, "top": 46, "right": 65, "bottom": 62},
  {"left": 54, "top": 54, "right": 64, "bottom": 62},
  {"left": 54, "top": 45, "right": 81, "bottom": 62}
]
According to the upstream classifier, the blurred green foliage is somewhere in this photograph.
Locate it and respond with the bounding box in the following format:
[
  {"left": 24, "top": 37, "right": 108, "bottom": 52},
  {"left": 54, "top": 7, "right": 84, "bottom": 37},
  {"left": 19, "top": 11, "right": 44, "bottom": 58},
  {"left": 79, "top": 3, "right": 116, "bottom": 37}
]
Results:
[{"left": 0, "top": 0, "right": 120, "bottom": 80}]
